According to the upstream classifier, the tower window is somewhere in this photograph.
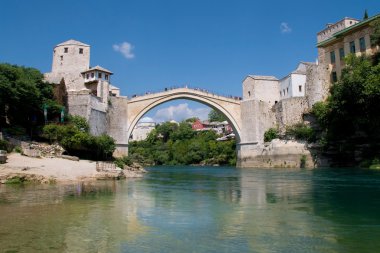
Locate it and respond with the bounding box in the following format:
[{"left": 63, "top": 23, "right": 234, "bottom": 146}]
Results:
[
  {"left": 339, "top": 48, "right": 345, "bottom": 60},
  {"left": 105, "top": 74, "right": 109, "bottom": 80},
  {"left": 248, "top": 91, "right": 251, "bottom": 97},
  {"left": 98, "top": 73, "right": 102, "bottom": 78},
  {"left": 60, "top": 55, "right": 63, "bottom": 61},
  {"left": 331, "top": 71, "right": 338, "bottom": 83},
  {"left": 79, "top": 48, "right": 83, "bottom": 54},
  {"left": 64, "top": 47, "right": 68, "bottom": 53},
  {"left": 86, "top": 74, "right": 89, "bottom": 79},
  {"left": 299, "top": 85, "right": 302, "bottom": 92},
  {"left": 330, "top": 51, "right": 336, "bottom": 64},
  {"left": 91, "top": 72, "right": 94, "bottom": 78}
]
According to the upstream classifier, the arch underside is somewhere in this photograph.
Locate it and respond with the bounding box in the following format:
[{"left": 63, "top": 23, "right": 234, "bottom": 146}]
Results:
[{"left": 127, "top": 93, "right": 241, "bottom": 143}]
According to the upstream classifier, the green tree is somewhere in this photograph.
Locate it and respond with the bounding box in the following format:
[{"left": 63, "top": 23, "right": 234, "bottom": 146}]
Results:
[
  {"left": 264, "top": 128, "right": 279, "bottom": 142},
  {"left": 364, "top": 9, "right": 369, "bottom": 20},
  {"left": 208, "top": 109, "right": 227, "bottom": 122}
]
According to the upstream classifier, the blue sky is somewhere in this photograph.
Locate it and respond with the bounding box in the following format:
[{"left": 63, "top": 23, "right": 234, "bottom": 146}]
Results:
[{"left": 1, "top": 0, "right": 379, "bottom": 122}]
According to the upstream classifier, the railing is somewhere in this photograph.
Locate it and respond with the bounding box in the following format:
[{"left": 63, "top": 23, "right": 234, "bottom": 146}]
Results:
[{"left": 129, "top": 85, "right": 242, "bottom": 101}]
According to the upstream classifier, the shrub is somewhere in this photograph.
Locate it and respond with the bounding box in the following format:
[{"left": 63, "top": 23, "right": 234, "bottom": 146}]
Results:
[
  {"left": 264, "top": 128, "right": 279, "bottom": 142},
  {"left": 0, "top": 140, "right": 13, "bottom": 152},
  {"left": 114, "top": 156, "right": 133, "bottom": 169},
  {"left": 300, "top": 155, "right": 307, "bottom": 168},
  {"left": 285, "top": 123, "right": 314, "bottom": 142},
  {"left": 68, "top": 115, "right": 90, "bottom": 133}
]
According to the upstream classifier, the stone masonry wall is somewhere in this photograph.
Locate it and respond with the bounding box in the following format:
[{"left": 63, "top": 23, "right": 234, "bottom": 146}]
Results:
[
  {"left": 274, "top": 97, "right": 309, "bottom": 133},
  {"left": 305, "top": 63, "right": 329, "bottom": 108},
  {"left": 107, "top": 96, "right": 129, "bottom": 157}
]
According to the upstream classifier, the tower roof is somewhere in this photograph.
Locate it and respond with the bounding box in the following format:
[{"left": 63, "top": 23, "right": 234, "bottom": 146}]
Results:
[
  {"left": 56, "top": 39, "right": 90, "bottom": 47},
  {"left": 82, "top": 65, "right": 113, "bottom": 74}
]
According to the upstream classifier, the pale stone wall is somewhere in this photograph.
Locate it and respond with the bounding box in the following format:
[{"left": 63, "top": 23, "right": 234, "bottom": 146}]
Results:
[
  {"left": 242, "top": 76, "right": 280, "bottom": 106},
  {"left": 107, "top": 96, "right": 129, "bottom": 157},
  {"left": 274, "top": 97, "right": 309, "bottom": 133},
  {"left": 237, "top": 140, "right": 314, "bottom": 168},
  {"left": 305, "top": 64, "right": 330, "bottom": 108},
  {"left": 240, "top": 100, "right": 276, "bottom": 145},
  {"left": 89, "top": 109, "right": 107, "bottom": 136}
]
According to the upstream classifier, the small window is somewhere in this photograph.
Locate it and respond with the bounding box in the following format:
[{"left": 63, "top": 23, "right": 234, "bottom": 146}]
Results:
[
  {"left": 339, "top": 48, "right": 345, "bottom": 60},
  {"left": 283, "top": 89, "right": 285, "bottom": 96},
  {"left": 330, "top": 51, "right": 336, "bottom": 64},
  {"left": 286, "top": 87, "right": 289, "bottom": 94},
  {"left": 64, "top": 47, "right": 68, "bottom": 53},
  {"left": 91, "top": 72, "right": 94, "bottom": 78},
  {"left": 331, "top": 71, "right": 338, "bottom": 83},
  {"left": 359, "top": 37, "right": 366, "bottom": 52},
  {"left": 60, "top": 55, "right": 63, "bottom": 61},
  {"left": 350, "top": 41, "right": 356, "bottom": 54},
  {"left": 98, "top": 73, "right": 102, "bottom": 78},
  {"left": 79, "top": 48, "right": 83, "bottom": 54},
  {"left": 248, "top": 91, "right": 251, "bottom": 97},
  {"left": 105, "top": 74, "right": 109, "bottom": 80},
  {"left": 280, "top": 91, "right": 282, "bottom": 97},
  {"left": 86, "top": 74, "right": 89, "bottom": 79},
  {"left": 299, "top": 85, "right": 302, "bottom": 92}
]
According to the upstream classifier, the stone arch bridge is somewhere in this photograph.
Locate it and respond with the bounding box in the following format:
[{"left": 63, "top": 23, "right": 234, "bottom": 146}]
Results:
[{"left": 107, "top": 87, "right": 243, "bottom": 156}]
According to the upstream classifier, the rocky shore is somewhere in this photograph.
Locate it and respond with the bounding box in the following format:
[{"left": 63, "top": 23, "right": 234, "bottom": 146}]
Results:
[{"left": 0, "top": 153, "right": 146, "bottom": 184}]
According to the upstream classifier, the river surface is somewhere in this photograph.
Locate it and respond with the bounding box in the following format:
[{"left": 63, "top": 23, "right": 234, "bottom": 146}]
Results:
[{"left": 1, "top": 166, "right": 380, "bottom": 253}]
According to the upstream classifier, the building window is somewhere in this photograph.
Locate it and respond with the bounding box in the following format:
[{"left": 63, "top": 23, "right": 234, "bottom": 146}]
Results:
[
  {"left": 339, "top": 48, "right": 345, "bottom": 60},
  {"left": 79, "top": 48, "right": 83, "bottom": 54},
  {"left": 64, "top": 47, "right": 68, "bottom": 53},
  {"left": 91, "top": 72, "right": 94, "bottom": 78},
  {"left": 331, "top": 71, "right": 338, "bottom": 83},
  {"left": 248, "top": 91, "right": 251, "bottom": 97},
  {"left": 60, "top": 55, "right": 63, "bottom": 61},
  {"left": 350, "top": 41, "right": 356, "bottom": 54},
  {"left": 98, "top": 73, "right": 102, "bottom": 78},
  {"left": 330, "top": 51, "right": 336, "bottom": 64},
  {"left": 86, "top": 74, "right": 89, "bottom": 79},
  {"left": 359, "top": 37, "right": 366, "bottom": 52},
  {"left": 105, "top": 74, "right": 109, "bottom": 80},
  {"left": 299, "top": 85, "right": 302, "bottom": 92},
  {"left": 280, "top": 91, "right": 282, "bottom": 97},
  {"left": 286, "top": 87, "right": 288, "bottom": 94}
]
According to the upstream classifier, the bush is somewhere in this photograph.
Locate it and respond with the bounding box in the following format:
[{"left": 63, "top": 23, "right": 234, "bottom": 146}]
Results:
[
  {"left": 114, "top": 156, "right": 133, "bottom": 169},
  {"left": 300, "top": 155, "right": 307, "bottom": 168},
  {"left": 0, "top": 140, "right": 13, "bottom": 152},
  {"left": 285, "top": 123, "right": 314, "bottom": 142},
  {"left": 68, "top": 115, "right": 90, "bottom": 133},
  {"left": 264, "top": 128, "right": 279, "bottom": 142}
]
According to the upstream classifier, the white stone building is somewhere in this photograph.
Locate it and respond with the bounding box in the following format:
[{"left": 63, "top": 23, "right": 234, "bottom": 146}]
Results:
[{"left": 130, "top": 122, "right": 156, "bottom": 141}]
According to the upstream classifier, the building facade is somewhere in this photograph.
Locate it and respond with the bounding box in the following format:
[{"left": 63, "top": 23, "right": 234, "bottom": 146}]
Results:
[
  {"left": 317, "top": 14, "right": 380, "bottom": 82},
  {"left": 130, "top": 122, "right": 156, "bottom": 141}
]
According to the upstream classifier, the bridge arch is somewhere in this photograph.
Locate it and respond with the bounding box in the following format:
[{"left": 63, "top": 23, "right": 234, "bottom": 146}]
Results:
[{"left": 126, "top": 88, "right": 242, "bottom": 143}]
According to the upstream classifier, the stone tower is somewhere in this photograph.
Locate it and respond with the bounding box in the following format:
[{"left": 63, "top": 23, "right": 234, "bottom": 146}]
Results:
[{"left": 45, "top": 39, "right": 90, "bottom": 91}]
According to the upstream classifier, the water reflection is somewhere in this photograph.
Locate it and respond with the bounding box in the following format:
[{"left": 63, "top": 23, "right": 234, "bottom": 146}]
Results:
[{"left": 0, "top": 167, "right": 380, "bottom": 253}]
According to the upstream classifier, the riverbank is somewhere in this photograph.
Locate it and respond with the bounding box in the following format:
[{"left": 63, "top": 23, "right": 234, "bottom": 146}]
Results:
[{"left": 0, "top": 153, "right": 145, "bottom": 184}]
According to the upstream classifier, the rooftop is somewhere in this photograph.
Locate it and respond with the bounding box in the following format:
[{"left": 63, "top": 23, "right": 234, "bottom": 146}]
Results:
[
  {"left": 246, "top": 75, "right": 278, "bottom": 81},
  {"left": 317, "top": 14, "right": 380, "bottom": 47},
  {"left": 82, "top": 65, "right": 113, "bottom": 74},
  {"left": 56, "top": 39, "right": 90, "bottom": 47}
]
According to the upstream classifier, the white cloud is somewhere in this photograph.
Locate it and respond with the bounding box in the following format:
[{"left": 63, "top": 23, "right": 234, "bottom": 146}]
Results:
[
  {"left": 113, "top": 42, "right": 135, "bottom": 59},
  {"left": 146, "top": 103, "right": 211, "bottom": 123},
  {"left": 140, "top": 117, "right": 154, "bottom": 123},
  {"left": 280, "top": 22, "right": 292, "bottom": 34}
]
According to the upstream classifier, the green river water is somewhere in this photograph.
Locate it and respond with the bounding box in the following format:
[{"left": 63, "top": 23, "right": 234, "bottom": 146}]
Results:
[{"left": 1, "top": 166, "right": 380, "bottom": 253}]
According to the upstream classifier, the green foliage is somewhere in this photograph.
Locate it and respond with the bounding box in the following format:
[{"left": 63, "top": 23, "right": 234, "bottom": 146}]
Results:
[
  {"left": 114, "top": 156, "right": 133, "bottom": 169},
  {"left": 0, "top": 139, "right": 12, "bottom": 152},
  {"left": 264, "top": 128, "right": 279, "bottom": 142},
  {"left": 314, "top": 54, "right": 380, "bottom": 165},
  {"left": 14, "top": 146, "right": 22, "bottom": 153},
  {"left": 208, "top": 109, "right": 227, "bottom": 122},
  {"left": 311, "top": 101, "right": 329, "bottom": 128},
  {"left": 0, "top": 64, "right": 57, "bottom": 128},
  {"left": 285, "top": 123, "right": 314, "bottom": 142},
  {"left": 129, "top": 120, "right": 236, "bottom": 166},
  {"left": 5, "top": 176, "right": 25, "bottom": 184},
  {"left": 68, "top": 115, "right": 90, "bottom": 132},
  {"left": 370, "top": 18, "right": 380, "bottom": 46},
  {"left": 364, "top": 9, "right": 369, "bottom": 20},
  {"left": 42, "top": 122, "right": 115, "bottom": 160},
  {"left": 300, "top": 155, "right": 307, "bottom": 168}
]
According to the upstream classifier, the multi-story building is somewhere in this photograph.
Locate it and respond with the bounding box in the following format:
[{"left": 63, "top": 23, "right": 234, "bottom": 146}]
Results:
[{"left": 317, "top": 14, "right": 380, "bottom": 82}]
